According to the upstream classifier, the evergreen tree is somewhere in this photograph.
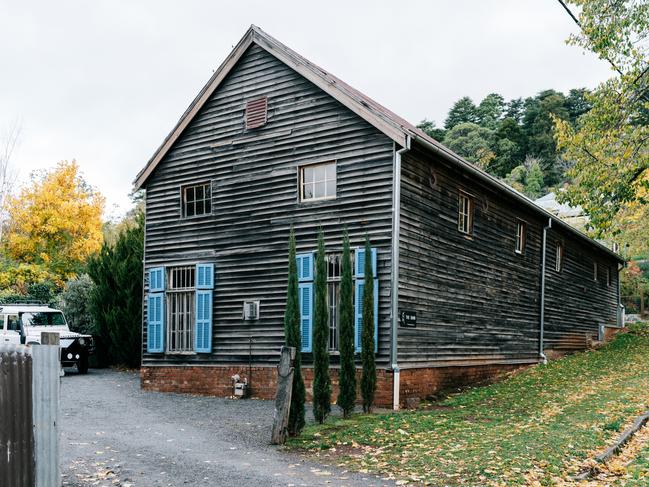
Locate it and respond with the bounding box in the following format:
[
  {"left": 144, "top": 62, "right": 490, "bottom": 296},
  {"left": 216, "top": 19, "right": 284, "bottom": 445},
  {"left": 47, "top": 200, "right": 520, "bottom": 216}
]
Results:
[
  {"left": 360, "top": 237, "right": 376, "bottom": 413},
  {"left": 336, "top": 231, "right": 356, "bottom": 418},
  {"left": 312, "top": 228, "right": 331, "bottom": 423},
  {"left": 524, "top": 158, "right": 544, "bottom": 199},
  {"left": 477, "top": 93, "right": 505, "bottom": 129},
  {"left": 444, "top": 96, "right": 479, "bottom": 129},
  {"left": 284, "top": 227, "right": 305, "bottom": 436},
  {"left": 416, "top": 119, "right": 446, "bottom": 141},
  {"left": 87, "top": 211, "right": 143, "bottom": 368}
]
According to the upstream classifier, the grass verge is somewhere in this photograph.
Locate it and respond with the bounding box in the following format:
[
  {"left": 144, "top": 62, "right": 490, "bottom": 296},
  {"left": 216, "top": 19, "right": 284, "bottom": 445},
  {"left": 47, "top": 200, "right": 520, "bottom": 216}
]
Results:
[{"left": 288, "top": 326, "right": 649, "bottom": 485}]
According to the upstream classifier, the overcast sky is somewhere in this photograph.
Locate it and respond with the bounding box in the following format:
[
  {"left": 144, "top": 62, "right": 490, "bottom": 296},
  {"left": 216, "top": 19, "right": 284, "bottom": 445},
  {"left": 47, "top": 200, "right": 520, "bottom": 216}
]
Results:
[{"left": 0, "top": 0, "right": 612, "bottom": 218}]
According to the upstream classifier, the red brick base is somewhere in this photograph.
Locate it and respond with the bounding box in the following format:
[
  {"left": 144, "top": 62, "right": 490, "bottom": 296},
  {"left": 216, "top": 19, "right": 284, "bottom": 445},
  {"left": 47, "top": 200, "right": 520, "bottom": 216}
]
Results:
[
  {"left": 141, "top": 361, "right": 530, "bottom": 408},
  {"left": 398, "top": 363, "right": 528, "bottom": 405}
]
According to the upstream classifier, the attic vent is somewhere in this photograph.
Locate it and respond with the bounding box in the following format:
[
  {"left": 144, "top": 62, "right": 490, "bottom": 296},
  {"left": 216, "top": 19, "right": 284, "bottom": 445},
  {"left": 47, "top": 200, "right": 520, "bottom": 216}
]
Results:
[{"left": 245, "top": 97, "right": 268, "bottom": 129}]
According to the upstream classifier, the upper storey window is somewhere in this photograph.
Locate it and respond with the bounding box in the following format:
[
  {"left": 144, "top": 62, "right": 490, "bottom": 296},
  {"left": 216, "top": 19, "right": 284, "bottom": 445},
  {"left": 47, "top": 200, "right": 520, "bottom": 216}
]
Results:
[
  {"left": 300, "top": 162, "right": 337, "bottom": 202},
  {"left": 245, "top": 97, "right": 268, "bottom": 129},
  {"left": 182, "top": 182, "right": 212, "bottom": 218},
  {"left": 457, "top": 192, "right": 473, "bottom": 235}
]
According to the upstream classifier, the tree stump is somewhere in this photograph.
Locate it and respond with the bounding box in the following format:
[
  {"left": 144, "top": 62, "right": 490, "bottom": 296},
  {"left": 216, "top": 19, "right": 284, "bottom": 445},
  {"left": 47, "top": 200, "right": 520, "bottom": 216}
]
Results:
[{"left": 271, "top": 346, "right": 295, "bottom": 445}]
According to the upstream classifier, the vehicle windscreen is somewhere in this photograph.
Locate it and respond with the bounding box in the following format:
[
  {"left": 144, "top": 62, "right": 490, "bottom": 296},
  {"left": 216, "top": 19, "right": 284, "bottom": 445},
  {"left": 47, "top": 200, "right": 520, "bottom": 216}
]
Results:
[{"left": 21, "top": 312, "right": 66, "bottom": 327}]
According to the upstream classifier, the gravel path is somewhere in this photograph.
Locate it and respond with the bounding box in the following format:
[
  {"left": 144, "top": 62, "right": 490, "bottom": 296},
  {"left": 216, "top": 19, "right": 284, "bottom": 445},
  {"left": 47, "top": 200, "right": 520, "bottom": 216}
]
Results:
[{"left": 60, "top": 368, "right": 394, "bottom": 487}]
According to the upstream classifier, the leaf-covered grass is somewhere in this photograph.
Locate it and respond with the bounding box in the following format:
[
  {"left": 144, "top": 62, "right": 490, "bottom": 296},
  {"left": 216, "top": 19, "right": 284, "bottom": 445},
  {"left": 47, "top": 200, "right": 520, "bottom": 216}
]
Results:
[{"left": 288, "top": 327, "right": 649, "bottom": 485}]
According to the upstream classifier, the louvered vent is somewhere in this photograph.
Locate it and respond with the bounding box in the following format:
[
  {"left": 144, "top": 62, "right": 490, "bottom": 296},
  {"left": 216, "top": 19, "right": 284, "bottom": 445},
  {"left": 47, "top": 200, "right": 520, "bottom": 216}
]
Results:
[{"left": 245, "top": 97, "right": 268, "bottom": 129}]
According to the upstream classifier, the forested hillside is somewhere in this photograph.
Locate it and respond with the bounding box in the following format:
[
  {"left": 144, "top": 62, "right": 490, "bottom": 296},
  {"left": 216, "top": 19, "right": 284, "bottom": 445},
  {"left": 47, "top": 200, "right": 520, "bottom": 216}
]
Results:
[{"left": 417, "top": 88, "right": 591, "bottom": 199}]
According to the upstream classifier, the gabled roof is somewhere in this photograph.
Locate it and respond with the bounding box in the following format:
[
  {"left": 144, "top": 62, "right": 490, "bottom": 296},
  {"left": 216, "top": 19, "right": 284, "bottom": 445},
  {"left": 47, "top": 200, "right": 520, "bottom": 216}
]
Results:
[{"left": 134, "top": 25, "right": 623, "bottom": 263}]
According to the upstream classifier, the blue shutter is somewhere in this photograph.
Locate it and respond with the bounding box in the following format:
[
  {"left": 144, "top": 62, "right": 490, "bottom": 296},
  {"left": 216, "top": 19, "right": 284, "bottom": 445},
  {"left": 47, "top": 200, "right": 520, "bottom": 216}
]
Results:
[
  {"left": 149, "top": 267, "right": 165, "bottom": 292},
  {"left": 296, "top": 252, "right": 314, "bottom": 282},
  {"left": 147, "top": 293, "right": 164, "bottom": 353},
  {"left": 354, "top": 280, "right": 364, "bottom": 353},
  {"left": 299, "top": 283, "right": 313, "bottom": 352},
  {"left": 196, "top": 263, "right": 214, "bottom": 289},
  {"left": 354, "top": 247, "right": 377, "bottom": 278},
  {"left": 354, "top": 248, "right": 378, "bottom": 353},
  {"left": 195, "top": 290, "right": 213, "bottom": 353}
]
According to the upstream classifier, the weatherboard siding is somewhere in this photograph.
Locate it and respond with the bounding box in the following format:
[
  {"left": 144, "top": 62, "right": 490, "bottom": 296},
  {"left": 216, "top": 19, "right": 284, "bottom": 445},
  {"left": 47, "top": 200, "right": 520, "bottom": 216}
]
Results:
[
  {"left": 142, "top": 44, "right": 395, "bottom": 367},
  {"left": 396, "top": 144, "right": 619, "bottom": 367}
]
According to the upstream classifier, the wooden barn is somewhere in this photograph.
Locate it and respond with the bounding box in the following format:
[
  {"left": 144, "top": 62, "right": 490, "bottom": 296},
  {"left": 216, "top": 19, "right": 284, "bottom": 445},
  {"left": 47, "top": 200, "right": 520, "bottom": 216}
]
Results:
[{"left": 134, "top": 26, "right": 624, "bottom": 409}]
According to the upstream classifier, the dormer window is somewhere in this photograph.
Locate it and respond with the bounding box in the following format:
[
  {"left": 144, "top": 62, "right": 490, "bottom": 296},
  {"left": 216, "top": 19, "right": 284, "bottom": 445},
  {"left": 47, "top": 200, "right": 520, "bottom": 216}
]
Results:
[{"left": 245, "top": 97, "right": 268, "bottom": 129}]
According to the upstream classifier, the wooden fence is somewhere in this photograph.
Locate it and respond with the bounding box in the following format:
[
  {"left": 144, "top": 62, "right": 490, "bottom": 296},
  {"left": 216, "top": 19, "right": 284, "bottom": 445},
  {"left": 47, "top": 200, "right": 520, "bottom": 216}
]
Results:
[{"left": 0, "top": 337, "right": 60, "bottom": 487}]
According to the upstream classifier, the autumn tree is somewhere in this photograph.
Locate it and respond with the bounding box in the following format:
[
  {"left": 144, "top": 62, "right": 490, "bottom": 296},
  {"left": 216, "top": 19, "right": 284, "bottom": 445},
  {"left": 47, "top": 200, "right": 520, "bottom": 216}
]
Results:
[
  {"left": 312, "top": 228, "right": 331, "bottom": 423},
  {"left": 554, "top": 0, "right": 648, "bottom": 241},
  {"left": 3, "top": 160, "right": 104, "bottom": 284}
]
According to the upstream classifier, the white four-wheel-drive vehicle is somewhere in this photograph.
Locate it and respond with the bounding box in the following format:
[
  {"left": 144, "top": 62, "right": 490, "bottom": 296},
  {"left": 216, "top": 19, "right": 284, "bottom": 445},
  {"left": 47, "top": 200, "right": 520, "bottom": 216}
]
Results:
[{"left": 0, "top": 303, "right": 94, "bottom": 373}]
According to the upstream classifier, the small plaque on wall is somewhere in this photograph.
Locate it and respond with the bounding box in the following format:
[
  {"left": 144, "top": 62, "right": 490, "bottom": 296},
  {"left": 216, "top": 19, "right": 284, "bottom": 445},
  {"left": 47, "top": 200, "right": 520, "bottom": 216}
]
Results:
[{"left": 399, "top": 310, "right": 417, "bottom": 328}]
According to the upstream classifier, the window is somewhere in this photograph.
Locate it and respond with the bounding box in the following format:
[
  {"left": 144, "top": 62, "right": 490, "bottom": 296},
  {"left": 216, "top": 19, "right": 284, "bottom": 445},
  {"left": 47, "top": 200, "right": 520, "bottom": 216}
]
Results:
[
  {"left": 606, "top": 267, "right": 611, "bottom": 287},
  {"left": 327, "top": 254, "right": 341, "bottom": 351},
  {"left": 245, "top": 97, "right": 268, "bottom": 129},
  {"left": 166, "top": 266, "right": 195, "bottom": 352},
  {"left": 593, "top": 262, "right": 598, "bottom": 282},
  {"left": 458, "top": 192, "right": 473, "bottom": 235},
  {"left": 326, "top": 253, "right": 355, "bottom": 351},
  {"left": 515, "top": 221, "right": 526, "bottom": 254},
  {"left": 21, "top": 312, "right": 66, "bottom": 327},
  {"left": 182, "top": 182, "right": 211, "bottom": 218},
  {"left": 555, "top": 242, "right": 564, "bottom": 272},
  {"left": 300, "top": 162, "right": 336, "bottom": 202}
]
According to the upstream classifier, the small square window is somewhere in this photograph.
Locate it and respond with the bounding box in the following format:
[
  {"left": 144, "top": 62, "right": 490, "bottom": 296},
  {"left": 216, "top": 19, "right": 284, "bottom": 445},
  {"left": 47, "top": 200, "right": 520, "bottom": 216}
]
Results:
[
  {"left": 458, "top": 193, "right": 473, "bottom": 235},
  {"left": 182, "top": 182, "right": 212, "bottom": 218},
  {"left": 515, "top": 221, "right": 526, "bottom": 254},
  {"left": 300, "top": 162, "right": 336, "bottom": 202},
  {"left": 555, "top": 242, "right": 564, "bottom": 272}
]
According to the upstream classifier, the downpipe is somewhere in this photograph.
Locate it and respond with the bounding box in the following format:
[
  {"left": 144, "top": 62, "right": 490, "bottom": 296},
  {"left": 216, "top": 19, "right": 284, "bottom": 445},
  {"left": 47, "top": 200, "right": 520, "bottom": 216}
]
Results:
[
  {"left": 390, "top": 136, "right": 411, "bottom": 410},
  {"left": 539, "top": 218, "right": 551, "bottom": 364}
]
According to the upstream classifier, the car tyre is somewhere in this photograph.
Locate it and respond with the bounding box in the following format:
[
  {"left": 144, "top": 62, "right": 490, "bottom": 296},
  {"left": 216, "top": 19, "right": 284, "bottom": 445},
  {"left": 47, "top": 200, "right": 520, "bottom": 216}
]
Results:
[{"left": 78, "top": 353, "right": 89, "bottom": 374}]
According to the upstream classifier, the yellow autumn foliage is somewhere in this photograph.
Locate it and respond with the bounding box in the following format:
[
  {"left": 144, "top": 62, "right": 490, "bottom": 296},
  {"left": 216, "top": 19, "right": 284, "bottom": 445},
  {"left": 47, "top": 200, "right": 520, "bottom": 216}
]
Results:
[{"left": 3, "top": 160, "right": 104, "bottom": 283}]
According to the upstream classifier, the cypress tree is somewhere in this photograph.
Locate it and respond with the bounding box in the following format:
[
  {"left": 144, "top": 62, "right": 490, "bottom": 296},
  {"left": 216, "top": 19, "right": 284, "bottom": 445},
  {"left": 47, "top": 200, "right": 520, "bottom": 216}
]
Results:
[
  {"left": 284, "top": 227, "right": 305, "bottom": 436},
  {"left": 336, "top": 230, "right": 356, "bottom": 418},
  {"left": 360, "top": 237, "right": 376, "bottom": 413},
  {"left": 312, "top": 228, "right": 331, "bottom": 423},
  {"left": 87, "top": 211, "right": 144, "bottom": 368}
]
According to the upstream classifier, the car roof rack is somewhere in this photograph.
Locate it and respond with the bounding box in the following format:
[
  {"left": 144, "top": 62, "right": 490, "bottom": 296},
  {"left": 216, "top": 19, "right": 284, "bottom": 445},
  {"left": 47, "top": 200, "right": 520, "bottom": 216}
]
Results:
[{"left": 0, "top": 300, "right": 49, "bottom": 306}]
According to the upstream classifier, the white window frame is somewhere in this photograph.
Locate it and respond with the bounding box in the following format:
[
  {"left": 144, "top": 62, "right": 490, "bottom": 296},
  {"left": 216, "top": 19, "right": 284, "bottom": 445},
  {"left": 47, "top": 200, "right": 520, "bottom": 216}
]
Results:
[
  {"left": 182, "top": 182, "right": 212, "bottom": 218},
  {"left": 458, "top": 192, "right": 473, "bottom": 235},
  {"left": 166, "top": 265, "right": 196, "bottom": 353},
  {"left": 555, "top": 242, "right": 564, "bottom": 272},
  {"left": 515, "top": 220, "right": 526, "bottom": 254},
  {"left": 299, "top": 161, "right": 337, "bottom": 202}
]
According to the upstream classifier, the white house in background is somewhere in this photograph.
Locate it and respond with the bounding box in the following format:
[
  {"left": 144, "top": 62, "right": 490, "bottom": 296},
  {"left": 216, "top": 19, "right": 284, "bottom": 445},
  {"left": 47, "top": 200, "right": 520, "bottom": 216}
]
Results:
[{"left": 535, "top": 192, "right": 588, "bottom": 231}]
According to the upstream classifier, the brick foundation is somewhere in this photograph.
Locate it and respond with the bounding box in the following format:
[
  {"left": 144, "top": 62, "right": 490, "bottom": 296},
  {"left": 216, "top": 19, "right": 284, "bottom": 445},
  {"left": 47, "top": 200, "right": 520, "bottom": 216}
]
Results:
[
  {"left": 141, "top": 361, "right": 531, "bottom": 408},
  {"left": 398, "top": 363, "right": 529, "bottom": 405}
]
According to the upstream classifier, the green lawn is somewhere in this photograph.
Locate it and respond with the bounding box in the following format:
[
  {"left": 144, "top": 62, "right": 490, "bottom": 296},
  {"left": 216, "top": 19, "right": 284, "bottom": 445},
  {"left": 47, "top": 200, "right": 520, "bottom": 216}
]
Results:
[{"left": 289, "top": 325, "right": 649, "bottom": 485}]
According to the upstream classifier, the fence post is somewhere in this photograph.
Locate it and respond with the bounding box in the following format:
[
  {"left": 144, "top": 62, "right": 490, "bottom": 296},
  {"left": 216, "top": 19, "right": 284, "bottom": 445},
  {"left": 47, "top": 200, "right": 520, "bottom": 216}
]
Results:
[{"left": 32, "top": 332, "right": 61, "bottom": 487}]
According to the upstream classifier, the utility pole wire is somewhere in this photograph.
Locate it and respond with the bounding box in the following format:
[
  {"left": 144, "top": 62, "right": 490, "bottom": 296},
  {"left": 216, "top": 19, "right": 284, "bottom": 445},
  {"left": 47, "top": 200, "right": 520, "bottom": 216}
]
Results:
[{"left": 556, "top": 0, "right": 626, "bottom": 78}]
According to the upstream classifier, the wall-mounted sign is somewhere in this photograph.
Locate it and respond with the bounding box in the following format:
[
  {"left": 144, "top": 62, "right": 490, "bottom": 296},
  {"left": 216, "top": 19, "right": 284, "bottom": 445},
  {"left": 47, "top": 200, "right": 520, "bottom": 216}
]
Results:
[{"left": 399, "top": 310, "right": 417, "bottom": 328}]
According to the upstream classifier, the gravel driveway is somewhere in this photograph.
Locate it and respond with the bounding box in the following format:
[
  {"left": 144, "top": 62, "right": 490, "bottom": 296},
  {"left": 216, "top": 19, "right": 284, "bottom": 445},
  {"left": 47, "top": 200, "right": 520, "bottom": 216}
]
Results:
[{"left": 60, "top": 368, "right": 393, "bottom": 487}]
